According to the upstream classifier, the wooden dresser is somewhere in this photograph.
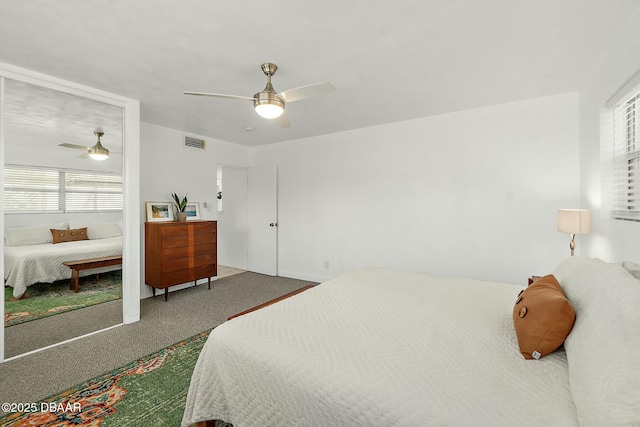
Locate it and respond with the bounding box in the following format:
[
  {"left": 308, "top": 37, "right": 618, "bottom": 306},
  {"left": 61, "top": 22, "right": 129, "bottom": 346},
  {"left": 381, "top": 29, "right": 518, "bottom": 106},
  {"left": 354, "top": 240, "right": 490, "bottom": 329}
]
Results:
[{"left": 144, "top": 220, "right": 217, "bottom": 301}]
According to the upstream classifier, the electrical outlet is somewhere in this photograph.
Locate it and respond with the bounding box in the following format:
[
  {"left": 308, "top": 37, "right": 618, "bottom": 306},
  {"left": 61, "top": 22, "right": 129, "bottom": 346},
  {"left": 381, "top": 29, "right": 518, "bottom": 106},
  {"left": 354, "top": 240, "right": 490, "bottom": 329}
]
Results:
[{"left": 324, "top": 261, "right": 330, "bottom": 269}]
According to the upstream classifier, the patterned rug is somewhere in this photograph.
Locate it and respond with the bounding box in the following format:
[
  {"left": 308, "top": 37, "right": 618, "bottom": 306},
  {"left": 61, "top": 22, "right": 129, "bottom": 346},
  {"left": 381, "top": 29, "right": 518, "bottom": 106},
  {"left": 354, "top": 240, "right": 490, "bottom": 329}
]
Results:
[
  {"left": 0, "top": 330, "right": 232, "bottom": 426},
  {"left": 4, "top": 270, "right": 122, "bottom": 327}
]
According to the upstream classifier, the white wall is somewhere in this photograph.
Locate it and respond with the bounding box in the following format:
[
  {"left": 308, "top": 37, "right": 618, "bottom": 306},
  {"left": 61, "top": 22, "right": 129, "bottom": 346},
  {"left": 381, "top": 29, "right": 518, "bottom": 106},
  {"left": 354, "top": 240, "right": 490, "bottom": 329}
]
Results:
[
  {"left": 250, "top": 93, "right": 581, "bottom": 285},
  {"left": 579, "top": 7, "right": 640, "bottom": 262},
  {"left": 139, "top": 122, "right": 249, "bottom": 297}
]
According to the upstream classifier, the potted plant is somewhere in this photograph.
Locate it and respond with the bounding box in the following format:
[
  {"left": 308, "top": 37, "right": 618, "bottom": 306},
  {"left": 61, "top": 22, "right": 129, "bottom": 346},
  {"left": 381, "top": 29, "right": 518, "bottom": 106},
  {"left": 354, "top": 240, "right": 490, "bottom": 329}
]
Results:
[{"left": 172, "top": 192, "right": 188, "bottom": 222}]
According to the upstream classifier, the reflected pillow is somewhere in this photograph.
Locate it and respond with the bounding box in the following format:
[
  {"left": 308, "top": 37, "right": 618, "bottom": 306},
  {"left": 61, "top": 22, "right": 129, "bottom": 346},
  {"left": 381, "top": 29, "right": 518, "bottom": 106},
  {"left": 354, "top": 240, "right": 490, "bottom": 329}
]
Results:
[
  {"left": 51, "top": 227, "right": 89, "bottom": 244},
  {"left": 69, "top": 222, "right": 121, "bottom": 239},
  {"left": 512, "top": 274, "right": 575, "bottom": 360},
  {"left": 622, "top": 261, "right": 640, "bottom": 280},
  {"left": 5, "top": 222, "right": 68, "bottom": 245}
]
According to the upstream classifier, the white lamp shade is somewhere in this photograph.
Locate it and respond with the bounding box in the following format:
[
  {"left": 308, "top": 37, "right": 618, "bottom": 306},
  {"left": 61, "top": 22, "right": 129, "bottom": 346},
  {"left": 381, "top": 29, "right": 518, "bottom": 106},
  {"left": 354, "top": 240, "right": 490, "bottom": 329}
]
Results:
[
  {"left": 557, "top": 209, "right": 590, "bottom": 234},
  {"left": 88, "top": 147, "right": 109, "bottom": 160},
  {"left": 254, "top": 103, "right": 284, "bottom": 119},
  {"left": 253, "top": 91, "right": 285, "bottom": 119}
]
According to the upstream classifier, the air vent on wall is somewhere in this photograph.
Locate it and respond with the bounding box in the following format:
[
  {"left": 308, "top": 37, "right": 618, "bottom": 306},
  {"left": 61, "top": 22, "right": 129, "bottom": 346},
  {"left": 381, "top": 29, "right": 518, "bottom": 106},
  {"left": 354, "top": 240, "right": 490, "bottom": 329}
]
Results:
[{"left": 184, "top": 136, "right": 206, "bottom": 150}]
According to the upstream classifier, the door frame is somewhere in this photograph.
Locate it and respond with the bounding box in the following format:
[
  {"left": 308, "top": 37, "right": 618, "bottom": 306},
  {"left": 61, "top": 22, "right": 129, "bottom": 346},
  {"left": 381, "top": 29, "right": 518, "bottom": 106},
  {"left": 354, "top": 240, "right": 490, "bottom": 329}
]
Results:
[{"left": 216, "top": 164, "right": 249, "bottom": 270}]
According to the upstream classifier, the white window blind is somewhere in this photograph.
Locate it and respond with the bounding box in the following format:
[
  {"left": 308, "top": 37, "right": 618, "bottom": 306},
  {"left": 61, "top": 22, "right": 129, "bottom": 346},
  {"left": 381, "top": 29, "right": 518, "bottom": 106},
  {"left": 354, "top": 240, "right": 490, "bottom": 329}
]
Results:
[
  {"left": 612, "top": 92, "right": 640, "bottom": 221},
  {"left": 65, "top": 171, "right": 122, "bottom": 212},
  {"left": 3, "top": 165, "right": 122, "bottom": 213},
  {"left": 3, "top": 166, "right": 61, "bottom": 212}
]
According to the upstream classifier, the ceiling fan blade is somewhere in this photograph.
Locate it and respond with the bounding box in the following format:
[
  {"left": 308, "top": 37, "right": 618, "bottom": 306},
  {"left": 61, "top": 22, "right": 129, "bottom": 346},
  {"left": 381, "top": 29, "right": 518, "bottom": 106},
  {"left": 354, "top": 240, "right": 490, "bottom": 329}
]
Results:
[
  {"left": 278, "top": 82, "right": 335, "bottom": 103},
  {"left": 276, "top": 113, "right": 291, "bottom": 129},
  {"left": 59, "top": 143, "right": 89, "bottom": 151},
  {"left": 183, "top": 91, "right": 255, "bottom": 101}
]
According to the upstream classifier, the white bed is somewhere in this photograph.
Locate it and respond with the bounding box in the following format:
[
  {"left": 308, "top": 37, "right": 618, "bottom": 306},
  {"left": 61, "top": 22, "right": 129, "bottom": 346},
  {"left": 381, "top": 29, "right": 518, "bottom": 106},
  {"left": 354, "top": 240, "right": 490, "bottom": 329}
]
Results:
[
  {"left": 182, "top": 257, "right": 640, "bottom": 427},
  {"left": 4, "top": 223, "right": 123, "bottom": 298}
]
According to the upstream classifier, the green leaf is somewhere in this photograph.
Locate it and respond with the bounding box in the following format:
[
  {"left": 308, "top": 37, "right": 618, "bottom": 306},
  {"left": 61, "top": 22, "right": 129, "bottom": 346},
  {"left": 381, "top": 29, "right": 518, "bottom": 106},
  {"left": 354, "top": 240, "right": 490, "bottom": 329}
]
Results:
[{"left": 171, "top": 192, "right": 188, "bottom": 212}]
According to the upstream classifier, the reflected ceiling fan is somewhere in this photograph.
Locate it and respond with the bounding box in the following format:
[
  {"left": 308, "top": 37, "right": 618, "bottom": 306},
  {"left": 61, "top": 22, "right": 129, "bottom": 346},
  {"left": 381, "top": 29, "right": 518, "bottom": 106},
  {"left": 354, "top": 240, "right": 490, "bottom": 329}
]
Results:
[
  {"left": 184, "top": 63, "right": 335, "bottom": 126},
  {"left": 59, "top": 131, "right": 117, "bottom": 161}
]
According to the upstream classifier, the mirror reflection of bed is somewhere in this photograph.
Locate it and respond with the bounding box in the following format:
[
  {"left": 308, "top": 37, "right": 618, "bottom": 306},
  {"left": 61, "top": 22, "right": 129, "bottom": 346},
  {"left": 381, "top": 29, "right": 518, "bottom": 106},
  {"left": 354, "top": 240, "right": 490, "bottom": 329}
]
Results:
[{"left": 3, "top": 80, "right": 125, "bottom": 359}]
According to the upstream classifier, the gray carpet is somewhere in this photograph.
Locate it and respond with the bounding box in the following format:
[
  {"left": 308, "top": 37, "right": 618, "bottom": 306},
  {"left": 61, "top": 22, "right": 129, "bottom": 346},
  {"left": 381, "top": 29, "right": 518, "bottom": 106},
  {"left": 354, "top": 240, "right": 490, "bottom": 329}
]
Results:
[
  {"left": 5, "top": 299, "right": 123, "bottom": 358},
  {"left": 0, "top": 272, "right": 316, "bottom": 411}
]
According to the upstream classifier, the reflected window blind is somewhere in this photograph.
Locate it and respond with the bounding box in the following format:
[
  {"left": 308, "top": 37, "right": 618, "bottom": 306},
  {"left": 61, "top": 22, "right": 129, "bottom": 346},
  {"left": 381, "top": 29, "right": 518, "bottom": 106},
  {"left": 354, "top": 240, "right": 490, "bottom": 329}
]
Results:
[
  {"left": 3, "top": 165, "right": 122, "bottom": 213},
  {"left": 612, "top": 92, "right": 640, "bottom": 221},
  {"left": 3, "top": 166, "right": 60, "bottom": 212},
  {"left": 65, "top": 172, "right": 122, "bottom": 212}
]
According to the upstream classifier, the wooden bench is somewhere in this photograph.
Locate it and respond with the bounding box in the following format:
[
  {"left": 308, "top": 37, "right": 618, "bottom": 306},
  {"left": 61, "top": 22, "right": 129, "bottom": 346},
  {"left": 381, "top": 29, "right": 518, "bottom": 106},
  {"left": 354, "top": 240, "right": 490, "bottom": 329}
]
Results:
[{"left": 63, "top": 255, "right": 123, "bottom": 293}]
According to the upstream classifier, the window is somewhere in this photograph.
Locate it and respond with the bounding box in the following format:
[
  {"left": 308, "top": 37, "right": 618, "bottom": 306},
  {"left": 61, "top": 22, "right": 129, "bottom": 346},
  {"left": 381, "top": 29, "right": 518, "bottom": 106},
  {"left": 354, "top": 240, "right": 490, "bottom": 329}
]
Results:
[
  {"left": 4, "top": 166, "right": 60, "bottom": 212},
  {"left": 4, "top": 165, "right": 122, "bottom": 213},
  {"left": 612, "top": 91, "right": 640, "bottom": 221},
  {"left": 64, "top": 171, "right": 123, "bottom": 212}
]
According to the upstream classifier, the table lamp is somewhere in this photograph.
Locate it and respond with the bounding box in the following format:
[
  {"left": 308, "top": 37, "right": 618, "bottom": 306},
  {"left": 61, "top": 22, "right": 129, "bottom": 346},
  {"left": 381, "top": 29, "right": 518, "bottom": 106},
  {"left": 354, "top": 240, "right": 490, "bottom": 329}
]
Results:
[{"left": 557, "top": 209, "right": 590, "bottom": 256}]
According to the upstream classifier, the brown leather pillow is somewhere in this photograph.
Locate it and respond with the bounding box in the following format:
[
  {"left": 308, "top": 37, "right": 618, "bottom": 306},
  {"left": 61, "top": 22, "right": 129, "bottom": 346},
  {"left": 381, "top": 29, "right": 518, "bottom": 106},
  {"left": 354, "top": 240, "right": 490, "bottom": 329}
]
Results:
[
  {"left": 513, "top": 274, "right": 576, "bottom": 360},
  {"left": 50, "top": 227, "right": 89, "bottom": 244}
]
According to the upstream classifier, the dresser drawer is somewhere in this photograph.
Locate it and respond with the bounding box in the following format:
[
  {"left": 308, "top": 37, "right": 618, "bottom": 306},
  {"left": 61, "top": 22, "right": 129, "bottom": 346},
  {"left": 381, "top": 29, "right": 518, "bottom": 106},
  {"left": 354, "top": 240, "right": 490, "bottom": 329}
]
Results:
[
  {"left": 162, "top": 232, "right": 216, "bottom": 248},
  {"left": 160, "top": 264, "right": 217, "bottom": 287},
  {"left": 161, "top": 222, "right": 217, "bottom": 237},
  {"left": 161, "top": 243, "right": 216, "bottom": 260},
  {"left": 162, "top": 253, "right": 216, "bottom": 273}
]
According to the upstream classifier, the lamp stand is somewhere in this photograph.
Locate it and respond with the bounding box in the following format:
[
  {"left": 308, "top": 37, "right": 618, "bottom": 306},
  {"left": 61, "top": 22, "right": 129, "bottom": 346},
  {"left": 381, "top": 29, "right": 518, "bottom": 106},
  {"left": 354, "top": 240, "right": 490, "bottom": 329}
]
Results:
[{"left": 569, "top": 233, "right": 576, "bottom": 256}]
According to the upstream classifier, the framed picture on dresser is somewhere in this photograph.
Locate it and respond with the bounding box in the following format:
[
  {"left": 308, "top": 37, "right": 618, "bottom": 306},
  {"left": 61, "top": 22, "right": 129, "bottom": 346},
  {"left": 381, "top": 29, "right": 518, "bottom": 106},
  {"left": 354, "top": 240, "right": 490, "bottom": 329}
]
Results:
[
  {"left": 185, "top": 202, "right": 201, "bottom": 220},
  {"left": 146, "top": 201, "right": 174, "bottom": 222}
]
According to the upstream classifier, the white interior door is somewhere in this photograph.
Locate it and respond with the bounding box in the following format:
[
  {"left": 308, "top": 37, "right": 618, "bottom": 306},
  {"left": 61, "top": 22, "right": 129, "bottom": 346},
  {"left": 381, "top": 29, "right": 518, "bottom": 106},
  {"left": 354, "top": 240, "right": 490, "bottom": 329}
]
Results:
[{"left": 247, "top": 165, "right": 278, "bottom": 275}]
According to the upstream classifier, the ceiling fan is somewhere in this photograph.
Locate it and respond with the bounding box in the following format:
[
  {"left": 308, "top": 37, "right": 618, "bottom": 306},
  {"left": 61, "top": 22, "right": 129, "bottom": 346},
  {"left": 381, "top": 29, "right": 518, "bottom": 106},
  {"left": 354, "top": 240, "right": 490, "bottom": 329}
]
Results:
[
  {"left": 184, "top": 63, "right": 335, "bottom": 124},
  {"left": 59, "top": 131, "right": 116, "bottom": 161}
]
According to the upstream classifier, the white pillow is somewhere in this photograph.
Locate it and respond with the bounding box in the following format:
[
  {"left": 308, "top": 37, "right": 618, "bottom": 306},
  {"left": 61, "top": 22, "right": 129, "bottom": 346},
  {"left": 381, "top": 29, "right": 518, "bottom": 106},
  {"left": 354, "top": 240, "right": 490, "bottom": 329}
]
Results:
[
  {"left": 622, "top": 261, "right": 640, "bottom": 280},
  {"left": 69, "top": 222, "right": 121, "bottom": 240},
  {"left": 553, "top": 256, "right": 640, "bottom": 426},
  {"left": 4, "top": 222, "right": 68, "bottom": 246}
]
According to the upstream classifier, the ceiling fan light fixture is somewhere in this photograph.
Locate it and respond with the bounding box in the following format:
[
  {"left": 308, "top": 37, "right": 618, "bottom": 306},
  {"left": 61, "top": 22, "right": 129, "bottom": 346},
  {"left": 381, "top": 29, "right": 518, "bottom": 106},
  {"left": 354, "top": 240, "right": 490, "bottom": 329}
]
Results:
[
  {"left": 88, "top": 131, "right": 109, "bottom": 160},
  {"left": 253, "top": 92, "right": 285, "bottom": 119},
  {"left": 88, "top": 144, "right": 109, "bottom": 160},
  {"left": 184, "top": 62, "right": 334, "bottom": 125}
]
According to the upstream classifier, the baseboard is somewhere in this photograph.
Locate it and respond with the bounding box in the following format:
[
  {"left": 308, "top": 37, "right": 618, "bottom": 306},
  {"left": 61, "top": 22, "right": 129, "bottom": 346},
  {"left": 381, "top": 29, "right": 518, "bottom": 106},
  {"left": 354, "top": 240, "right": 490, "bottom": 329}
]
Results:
[{"left": 277, "top": 269, "right": 331, "bottom": 284}]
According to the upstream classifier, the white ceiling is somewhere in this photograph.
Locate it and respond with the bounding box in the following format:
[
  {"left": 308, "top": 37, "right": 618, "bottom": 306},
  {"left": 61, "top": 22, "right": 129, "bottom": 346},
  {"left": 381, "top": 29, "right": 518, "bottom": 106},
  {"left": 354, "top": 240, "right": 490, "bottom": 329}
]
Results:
[
  {"left": 0, "top": 0, "right": 638, "bottom": 147},
  {"left": 4, "top": 80, "right": 123, "bottom": 152}
]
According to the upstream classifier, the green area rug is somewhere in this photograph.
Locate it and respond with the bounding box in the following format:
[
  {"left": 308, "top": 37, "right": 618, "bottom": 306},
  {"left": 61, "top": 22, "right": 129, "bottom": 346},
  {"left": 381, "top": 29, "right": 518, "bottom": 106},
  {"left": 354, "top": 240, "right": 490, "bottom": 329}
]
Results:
[
  {"left": 4, "top": 270, "right": 122, "bottom": 327},
  {"left": 0, "top": 330, "right": 231, "bottom": 427}
]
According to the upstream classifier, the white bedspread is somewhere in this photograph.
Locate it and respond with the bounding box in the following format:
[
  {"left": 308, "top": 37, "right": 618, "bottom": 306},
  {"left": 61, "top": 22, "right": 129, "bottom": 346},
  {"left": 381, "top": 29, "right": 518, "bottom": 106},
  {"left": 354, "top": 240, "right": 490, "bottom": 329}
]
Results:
[
  {"left": 4, "top": 236, "right": 122, "bottom": 298},
  {"left": 182, "top": 268, "right": 578, "bottom": 426}
]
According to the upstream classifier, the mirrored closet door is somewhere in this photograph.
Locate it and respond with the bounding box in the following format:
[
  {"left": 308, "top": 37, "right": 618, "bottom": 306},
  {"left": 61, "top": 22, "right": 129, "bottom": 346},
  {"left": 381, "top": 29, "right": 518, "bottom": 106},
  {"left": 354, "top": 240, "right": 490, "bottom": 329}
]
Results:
[{"left": 2, "top": 79, "right": 126, "bottom": 359}]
